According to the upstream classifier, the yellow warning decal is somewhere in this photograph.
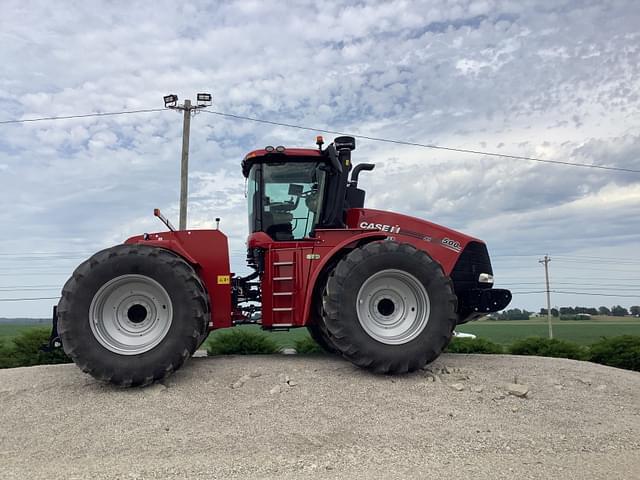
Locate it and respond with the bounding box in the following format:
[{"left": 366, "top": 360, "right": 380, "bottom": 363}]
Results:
[{"left": 217, "top": 275, "right": 230, "bottom": 285}]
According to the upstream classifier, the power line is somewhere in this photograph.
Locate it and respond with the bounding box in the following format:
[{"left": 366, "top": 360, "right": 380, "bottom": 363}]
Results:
[
  {"left": 510, "top": 287, "right": 640, "bottom": 292},
  {"left": 201, "top": 109, "right": 640, "bottom": 173},
  {"left": 552, "top": 290, "right": 640, "bottom": 298},
  {"left": 0, "top": 108, "right": 166, "bottom": 125},
  {"left": 0, "top": 296, "right": 60, "bottom": 302},
  {"left": 496, "top": 254, "right": 640, "bottom": 260},
  {"left": 0, "top": 267, "right": 75, "bottom": 272},
  {"left": 537, "top": 265, "right": 639, "bottom": 273},
  {"left": 494, "top": 256, "right": 640, "bottom": 266},
  {"left": 1, "top": 106, "right": 638, "bottom": 173},
  {"left": 0, "top": 288, "right": 60, "bottom": 292},
  {"left": 506, "top": 281, "right": 640, "bottom": 287},
  {"left": 499, "top": 258, "right": 640, "bottom": 266},
  {"left": 0, "top": 255, "right": 90, "bottom": 261},
  {"left": 554, "top": 254, "right": 640, "bottom": 262},
  {"left": 511, "top": 290, "right": 640, "bottom": 298},
  {"left": 0, "top": 251, "right": 95, "bottom": 256},
  {"left": 499, "top": 264, "right": 640, "bottom": 273},
  {"left": 499, "top": 276, "right": 640, "bottom": 281},
  {"left": 511, "top": 291, "right": 548, "bottom": 294},
  {"left": 553, "top": 258, "right": 640, "bottom": 266},
  {"left": 0, "top": 272, "right": 68, "bottom": 276}
]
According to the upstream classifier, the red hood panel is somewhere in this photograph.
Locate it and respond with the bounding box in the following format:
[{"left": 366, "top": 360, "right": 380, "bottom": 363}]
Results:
[{"left": 346, "top": 208, "right": 482, "bottom": 274}]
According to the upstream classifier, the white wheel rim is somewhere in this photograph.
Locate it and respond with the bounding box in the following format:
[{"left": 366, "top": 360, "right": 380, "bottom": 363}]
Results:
[
  {"left": 356, "top": 269, "right": 430, "bottom": 345},
  {"left": 89, "top": 274, "right": 173, "bottom": 355}
]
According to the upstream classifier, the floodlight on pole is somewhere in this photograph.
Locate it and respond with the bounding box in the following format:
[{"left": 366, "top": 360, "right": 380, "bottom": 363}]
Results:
[
  {"left": 164, "top": 94, "right": 178, "bottom": 108},
  {"left": 196, "top": 93, "right": 212, "bottom": 107},
  {"left": 163, "top": 92, "right": 213, "bottom": 230}
]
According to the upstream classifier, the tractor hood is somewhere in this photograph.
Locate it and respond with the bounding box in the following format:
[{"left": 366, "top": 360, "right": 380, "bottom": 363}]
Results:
[{"left": 345, "top": 208, "right": 482, "bottom": 275}]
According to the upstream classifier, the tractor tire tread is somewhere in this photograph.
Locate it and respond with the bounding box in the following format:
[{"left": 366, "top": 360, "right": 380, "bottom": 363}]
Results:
[
  {"left": 58, "top": 244, "right": 209, "bottom": 387},
  {"left": 322, "top": 240, "right": 457, "bottom": 374}
]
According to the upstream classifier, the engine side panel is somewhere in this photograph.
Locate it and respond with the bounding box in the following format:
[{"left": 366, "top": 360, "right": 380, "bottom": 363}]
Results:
[
  {"left": 346, "top": 208, "right": 480, "bottom": 275},
  {"left": 125, "top": 230, "right": 232, "bottom": 329}
]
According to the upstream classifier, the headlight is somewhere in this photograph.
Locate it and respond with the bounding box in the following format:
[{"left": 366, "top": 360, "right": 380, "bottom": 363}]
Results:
[{"left": 478, "top": 273, "right": 494, "bottom": 284}]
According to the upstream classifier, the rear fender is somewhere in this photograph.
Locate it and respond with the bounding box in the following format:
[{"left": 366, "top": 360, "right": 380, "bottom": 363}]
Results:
[{"left": 125, "top": 230, "right": 232, "bottom": 329}]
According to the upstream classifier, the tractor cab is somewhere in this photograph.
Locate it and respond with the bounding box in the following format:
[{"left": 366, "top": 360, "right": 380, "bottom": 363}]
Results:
[{"left": 241, "top": 136, "right": 374, "bottom": 241}]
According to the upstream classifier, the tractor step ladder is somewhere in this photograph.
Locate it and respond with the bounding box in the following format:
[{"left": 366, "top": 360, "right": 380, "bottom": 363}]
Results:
[{"left": 271, "top": 251, "right": 296, "bottom": 326}]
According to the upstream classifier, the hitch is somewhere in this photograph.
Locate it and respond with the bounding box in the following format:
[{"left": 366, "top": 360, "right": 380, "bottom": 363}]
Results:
[{"left": 41, "top": 306, "right": 63, "bottom": 352}]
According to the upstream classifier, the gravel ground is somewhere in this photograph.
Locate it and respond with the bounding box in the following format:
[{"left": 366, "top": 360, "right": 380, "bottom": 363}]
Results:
[{"left": 1, "top": 354, "right": 639, "bottom": 480}]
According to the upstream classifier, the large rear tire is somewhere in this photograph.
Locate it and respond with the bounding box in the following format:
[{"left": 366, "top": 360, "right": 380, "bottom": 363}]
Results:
[
  {"left": 57, "top": 245, "right": 208, "bottom": 387},
  {"left": 322, "top": 241, "right": 457, "bottom": 373}
]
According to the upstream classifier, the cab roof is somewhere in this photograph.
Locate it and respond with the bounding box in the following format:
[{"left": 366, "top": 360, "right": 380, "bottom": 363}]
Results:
[{"left": 241, "top": 148, "right": 325, "bottom": 178}]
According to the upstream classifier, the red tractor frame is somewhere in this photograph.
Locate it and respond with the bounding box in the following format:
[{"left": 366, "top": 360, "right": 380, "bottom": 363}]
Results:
[{"left": 50, "top": 136, "right": 511, "bottom": 386}]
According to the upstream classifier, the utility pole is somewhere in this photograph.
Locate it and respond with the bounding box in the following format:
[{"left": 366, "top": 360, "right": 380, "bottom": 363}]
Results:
[
  {"left": 179, "top": 99, "right": 191, "bottom": 231},
  {"left": 539, "top": 254, "right": 553, "bottom": 339},
  {"left": 163, "top": 93, "right": 212, "bottom": 230}
]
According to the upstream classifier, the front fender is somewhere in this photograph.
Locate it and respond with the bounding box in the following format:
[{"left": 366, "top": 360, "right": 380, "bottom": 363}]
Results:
[
  {"left": 301, "top": 230, "right": 388, "bottom": 325},
  {"left": 125, "top": 230, "right": 232, "bottom": 329}
]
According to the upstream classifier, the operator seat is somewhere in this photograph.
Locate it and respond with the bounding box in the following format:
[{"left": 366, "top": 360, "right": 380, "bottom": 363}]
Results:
[{"left": 263, "top": 211, "right": 294, "bottom": 241}]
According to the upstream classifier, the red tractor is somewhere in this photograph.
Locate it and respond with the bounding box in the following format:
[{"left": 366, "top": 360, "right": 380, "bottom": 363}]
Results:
[{"left": 50, "top": 136, "right": 511, "bottom": 386}]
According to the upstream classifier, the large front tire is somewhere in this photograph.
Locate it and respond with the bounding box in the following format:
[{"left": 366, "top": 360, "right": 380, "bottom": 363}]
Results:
[
  {"left": 322, "top": 241, "right": 457, "bottom": 374},
  {"left": 57, "top": 245, "right": 208, "bottom": 387}
]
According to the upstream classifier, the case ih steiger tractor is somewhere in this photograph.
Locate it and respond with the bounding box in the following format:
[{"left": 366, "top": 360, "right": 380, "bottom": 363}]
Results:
[{"left": 50, "top": 136, "right": 511, "bottom": 387}]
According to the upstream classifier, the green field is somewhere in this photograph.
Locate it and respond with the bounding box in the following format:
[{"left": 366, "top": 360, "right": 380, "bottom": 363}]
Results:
[
  {"left": 3, "top": 316, "right": 639, "bottom": 348},
  {"left": 456, "top": 317, "right": 640, "bottom": 345},
  {"left": 0, "top": 324, "right": 48, "bottom": 342}
]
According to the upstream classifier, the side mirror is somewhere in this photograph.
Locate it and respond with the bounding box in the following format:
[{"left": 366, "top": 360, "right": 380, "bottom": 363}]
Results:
[{"left": 288, "top": 184, "right": 304, "bottom": 196}]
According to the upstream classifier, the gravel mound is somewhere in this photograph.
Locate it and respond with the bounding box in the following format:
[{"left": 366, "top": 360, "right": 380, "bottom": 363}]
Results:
[{"left": 1, "top": 354, "right": 639, "bottom": 479}]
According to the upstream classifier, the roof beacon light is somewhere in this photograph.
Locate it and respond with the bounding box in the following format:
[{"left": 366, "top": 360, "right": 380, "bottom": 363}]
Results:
[
  {"left": 265, "top": 145, "right": 275, "bottom": 153},
  {"left": 316, "top": 135, "right": 324, "bottom": 149},
  {"left": 275, "top": 145, "right": 285, "bottom": 152}
]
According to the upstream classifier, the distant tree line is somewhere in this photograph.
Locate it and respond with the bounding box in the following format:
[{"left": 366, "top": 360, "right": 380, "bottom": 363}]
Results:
[
  {"left": 496, "top": 308, "right": 533, "bottom": 320},
  {"left": 494, "top": 305, "right": 640, "bottom": 320},
  {"left": 540, "top": 305, "right": 639, "bottom": 317}
]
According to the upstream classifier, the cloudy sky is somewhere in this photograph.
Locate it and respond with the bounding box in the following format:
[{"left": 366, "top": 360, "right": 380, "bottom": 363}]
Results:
[{"left": 1, "top": 0, "right": 639, "bottom": 317}]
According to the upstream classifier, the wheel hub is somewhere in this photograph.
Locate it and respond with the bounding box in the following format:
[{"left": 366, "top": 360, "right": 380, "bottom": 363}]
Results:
[
  {"left": 356, "top": 269, "right": 430, "bottom": 345},
  {"left": 89, "top": 274, "right": 173, "bottom": 355},
  {"left": 127, "top": 304, "right": 148, "bottom": 324},
  {"left": 376, "top": 298, "right": 396, "bottom": 316}
]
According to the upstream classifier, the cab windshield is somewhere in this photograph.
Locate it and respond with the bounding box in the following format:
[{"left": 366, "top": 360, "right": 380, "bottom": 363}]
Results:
[{"left": 247, "top": 161, "right": 326, "bottom": 240}]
